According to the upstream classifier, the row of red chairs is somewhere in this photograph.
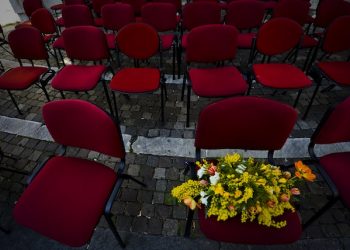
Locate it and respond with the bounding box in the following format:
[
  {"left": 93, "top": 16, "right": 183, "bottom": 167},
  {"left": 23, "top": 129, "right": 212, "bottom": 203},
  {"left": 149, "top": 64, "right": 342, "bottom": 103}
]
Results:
[{"left": 9, "top": 94, "right": 350, "bottom": 247}]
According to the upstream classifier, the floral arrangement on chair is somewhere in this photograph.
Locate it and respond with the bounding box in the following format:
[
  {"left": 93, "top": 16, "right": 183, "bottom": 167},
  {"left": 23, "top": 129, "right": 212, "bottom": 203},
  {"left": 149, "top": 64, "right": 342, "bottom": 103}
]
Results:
[{"left": 172, "top": 153, "right": 316, "bottom": 228}]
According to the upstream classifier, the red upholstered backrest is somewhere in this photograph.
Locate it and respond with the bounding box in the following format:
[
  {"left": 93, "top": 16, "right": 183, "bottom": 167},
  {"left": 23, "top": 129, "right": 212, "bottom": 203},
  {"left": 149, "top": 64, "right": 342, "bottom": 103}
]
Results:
[
  {"left": 195, "top": 97, "right": 297, "bottom": 150},
  {"left": 116, "top": 23, "right": 159, "bottom": 59},
  {"left": 23, "top": 0, "right": 43, "bottom": 17},
  {"left": 225, "top": 0, "right": 266, "bottom": 30},
  {"left": 62, "top": 26, "right": 109, "bottom": 61},
  {"left": 8, "top": 26, "right": 48, "bottom": 60},
  {"left": 256, "top": 17, "right": 303, "bottom": 56},
  {"left": 314, "top": 0, "right": 350, "bottom": 28},
  {"left": 312, "top": 97, "right": 350, "bottom": 145},
  {"left": 322, "top": 15, "right": 350, "bottom": 53},
  {"left": 62, "top": 5, "right": 94, "bottom": 28},
  {"left": 92, "top": 0, "right": 114, "bottom": 16},
  {"left": 30, "top": 8, "right": 57, "bottom": 35},
  {"left": 141, "top": 3, "right": 177, "bottom": 31},
  {"left": 42, "top": 99, "right": 126, "bottom": 158},
  {"left": 152, "top": 0, "right": 182, "bottom": 12},
  {"left": 101, "top": 3, "right": 135, "bottom": 31},
  {"left": 186, "top": 24, "right": 238, "bottom": 63},
  {"left": 182, "top": 2, "right": 221, "bottom": 31},
  {"left": 272, "top": 0, "right": 310, "bottom": 26},
  {"left": 121, "top": 0, "right": 147, "bottom": 16}
]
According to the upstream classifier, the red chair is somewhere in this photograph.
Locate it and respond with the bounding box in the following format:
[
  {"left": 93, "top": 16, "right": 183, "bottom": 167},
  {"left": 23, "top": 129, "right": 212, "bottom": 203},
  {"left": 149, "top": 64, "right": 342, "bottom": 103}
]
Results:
[
  {"left": 248, "top": 18, "right": 312, "bottom": 109},
  {"left": 303, "top": 96, "right": 350, "bottom": 228},
  {"left": 0, "top": 26, "right": 55, "bottom": 114},
  {"left": 183, "top": 24, "right": 247, "bottom": 127},
  {"left": 13, "top": 99, "right": 145, "bottom": 248},
  {"left": 101, "top": 3, "right": 135, "bottom": 51},
  {"left": 23, "top": 0, "right": 43, "bottom": 19},
  {"left": 121, "top": 0, "right": 147, "bottom": 16},
  {"left": 184, "top": 96, "right": 300, "bottom": 243},
  {"left": 109, "top": 23, "right": 166, "bottom": 122},
  {"left": 141, "top": 2, "right": 178, "bottom": 79},
  {"left": 303, "top": 15, "right": 350, "bottom": 119},
  {"left": 54, "top": 0, "right": 86, "bottom": 29},
  {"left": 51, "top": 26, "right": 113, "bottom": 114},
  {"left": 30, "top": 8, "right": 60, "bottom": 66},
  {"left": 177, "top": 1, "right": 222, "bottom": 78},
  {"left": 225, "top": 0, "right": 266, "bottom": 61}
]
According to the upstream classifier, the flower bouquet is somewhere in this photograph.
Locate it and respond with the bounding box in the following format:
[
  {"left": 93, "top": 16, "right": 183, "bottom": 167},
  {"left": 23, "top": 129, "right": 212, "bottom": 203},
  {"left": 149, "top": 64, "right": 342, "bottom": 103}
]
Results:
[{"left": 172, "top": 153, "right": 316, "bottom": 228}]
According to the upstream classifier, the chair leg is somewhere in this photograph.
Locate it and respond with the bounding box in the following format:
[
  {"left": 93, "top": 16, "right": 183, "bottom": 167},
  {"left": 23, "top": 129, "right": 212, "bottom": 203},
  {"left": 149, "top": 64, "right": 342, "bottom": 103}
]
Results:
[
  {"left": 293, "top": 89, "right": 303, "bottom": 108},
  {"left": 302, "top": 82, "right": 320, "bottom": 120},
  {"left": 102, "top": 81, "right": 114, "bottom": 117},
  {"left": 186, "top": 85, "right": 191, "bottom": 128},
  {"left": 41, "top": 85, "right": 51, "bottom": 102},
  {"left": 160, "top": 83, "right": 165, "bottom": 123},
  {"left": 120, "top": 173, "right": 147, "bottom": 187},
  {"left": 181, "top": 71, "right": 187, "bottom": 101},
  {"left": 184, "top": 209, "right": 194, "bottom": 237},
  {"left": 58, "top": 49, "right": 65, "bottom": 66},
  {"left": 59, "top": 91, "right": 65, "bottom": 99},
  {"left": 7, "top": 90, "right": 22, "bottom": 115},
  {"left": 172, "top": 44, "right": 176, "bottom": 80},
  {"left": 104, "top": 214, "right": 126, "bottom": 249},
  {"left": 53, "top": 48, "right": 60, "bottom": 68},
  {"left": 177, "top": 45, "right": 182, "bottom": 79},
  {"left": 111, "top": 91, "right": 120, "bottom": 121}
]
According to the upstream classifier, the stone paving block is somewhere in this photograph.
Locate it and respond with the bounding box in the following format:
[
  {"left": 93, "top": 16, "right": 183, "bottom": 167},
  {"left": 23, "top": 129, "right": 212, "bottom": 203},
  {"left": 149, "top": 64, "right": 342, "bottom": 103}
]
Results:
[
  {"left": 172, "top": 206, "right": 187, "bottom": 220},
  {"left": 166, "top": 168, "right": 179, "bottom": 181},
  {"left": 116, "top": 215, "right": 133, "bottom": 232},
  {"left": 125, "top": 202, "right": 142, "bottom": 217},
  {"left": 155, "top": 205, "right": 172, "bottom": 219},
  {"left": 146, "top": 155, "right": 159, "bottom": 167},
  {"left": 132, "top": 216, "right": 148, "bottom": 233},
  {"left": 155, "top": 180, "right": 167, "bottom": 192},
  {"left": 120, "top": 189, "right": 138, "bottom": 202},
  {"left": 137, "top": 190, "right": 153, "bottom": 203},
  {"left": 148, "top": 218, "right": 163, "bottom": 235},
  {"left": 141, "top": 203, "right": 155, "bottom": 218},
  {"left": 153, "top": 168, "right": 166, "bottom": 179},
  {"left": 162, "top": 219, "right": 178, "bottom": 236},
  {"left": 127, "top": 164, "right": 140, "bottom": 177},
  {"left": 153, "top": 192, "right": 164, "bottom": 204},
  {"left": 148, "top": 129, "right": 159, "bottom": 137}
]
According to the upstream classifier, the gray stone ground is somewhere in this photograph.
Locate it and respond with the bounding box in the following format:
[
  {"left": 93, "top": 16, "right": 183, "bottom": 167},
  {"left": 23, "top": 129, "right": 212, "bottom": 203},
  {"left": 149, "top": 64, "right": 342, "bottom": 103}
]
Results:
[{"left": 1, "top": 15, "right": 350, "bottom": 250}]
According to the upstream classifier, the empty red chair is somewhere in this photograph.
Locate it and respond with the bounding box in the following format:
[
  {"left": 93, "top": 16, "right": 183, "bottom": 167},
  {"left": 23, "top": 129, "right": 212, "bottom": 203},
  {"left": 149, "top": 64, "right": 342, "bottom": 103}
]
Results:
[
  {"left": 248, "top": 18, "right": 312, "bottom": 108},
  {"left": 303, "top": 96, "right": 350, "bottom": 228},
  {"left": 121, "top": 0, "right": 147, "bottom": 16},
  {"left": 0, "top": 26, "right": 55, "bottom": 114},
  {"left": 23, "top": 0, "right": 43, "bottom": 18},
  {"left": 303, "top": 15, "right": 350, "bottom": 119},
  {"left": 184, "top": 96, "right": 300, "bottom": 243},
  {"left": 183, "top": 24, "right": 247, "bottom": 127},
  {"left": 54, "top": 0, "right": 86, "bottom": 28},
  {"left": 141, "top": 2, "right": 178, "bottom": 79},
  {"left": 13, "top": 99, "right": 145, "bottom": 248},
  {"left": 109, "top": 23, "right": 166, "bottom": 122},
  {"left": 178, "top": 1, "right": 222, "bottom": 78},
  {"left": 51, "top": 26, "right": 113, "bottom": 114}
]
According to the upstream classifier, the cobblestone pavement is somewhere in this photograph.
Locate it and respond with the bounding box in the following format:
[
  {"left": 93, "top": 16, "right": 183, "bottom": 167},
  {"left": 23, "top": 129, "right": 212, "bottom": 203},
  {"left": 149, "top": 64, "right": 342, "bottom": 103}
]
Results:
[{"left": 1, "top": 20, "right": 350, "bottom": 250}]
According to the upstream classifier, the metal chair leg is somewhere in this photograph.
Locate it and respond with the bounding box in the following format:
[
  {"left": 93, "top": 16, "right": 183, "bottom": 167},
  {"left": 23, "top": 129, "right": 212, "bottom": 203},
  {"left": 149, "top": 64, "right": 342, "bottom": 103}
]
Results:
[
  {"left": 293, "top": 89, "right": 303, "bottom": 108},
  {"left": 186, "top": 85, "right": 191, "bottom": 128},
  {"left": 7, "top": 90, "right": 22, "bottom": 115},
  {"left": 303, "top": 82, "right": 320, "bottom": 120},
  {"left": 104, "top": 214, "right": 126, "bottom": 248},
  {"left": 181, "top": 71, "right": 187, "bottom": 101},
  {"left": 160, "top": 83, "right": 165, "bottom": 123},
  {"left": 184, "top": 209, "right": 194, "bottom": 237},
  {"left": 102, "top": 81, "right": 114, "bottom": 117}
]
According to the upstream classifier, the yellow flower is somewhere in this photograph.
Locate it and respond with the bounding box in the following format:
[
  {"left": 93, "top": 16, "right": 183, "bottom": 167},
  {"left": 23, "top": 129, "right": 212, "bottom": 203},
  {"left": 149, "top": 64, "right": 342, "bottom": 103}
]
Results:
[
  {"left": 234, "top": 189, "right": 242, "bottom": 198},
  {"left": 278, "top": 178, "right": 287, "bottom": 184},
  {"left": 214, "top": 183, "right": 224, "bottom": 195},
  {"left": 224, "top": 153, "right": 240, "bottom": 164},
  {"left": 256, "top": 178, "right": 267, "bottom": 185}
]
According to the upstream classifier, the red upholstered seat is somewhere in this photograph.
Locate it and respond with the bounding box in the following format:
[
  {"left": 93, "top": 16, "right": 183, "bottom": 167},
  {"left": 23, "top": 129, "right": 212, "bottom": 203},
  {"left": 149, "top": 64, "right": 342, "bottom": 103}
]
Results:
[
  {"left": 320, "top": 152, "right": 350, "bottom": 208},
  {"left": 237, "top": 33, "right": 256, "bottom": 48},
  {"left": 105, "top": 33, "right": 116, "bottom": 49},
  {"left": 52, "top": 36, "right": 64, "bottom": 49},
  {"left": 52, "top": 65, "right": 107, "bottom": 91},
  {"left": 301, "top": 34, "right": 318, "bottom": 48},
  {"left": 190, "top": 67, "right": 247, "bottom": 97},
  {"left": 160, "top": 33, "right": 175, "bottom": 50},
  {"left": 198, "top": 207, "right": 302, "bottom": 244},
  {"left": 317, "top": 62, "right": 350, "bottom": 86},
  {"left": 0, "top": 67, "right": 48, "bottom": 90},
  {"left": 253, "top": 64, "right": 312, "bottom": 89},
  {"left": 94, "top": 17, "right": 103, "bottom": 27},
  {"left": 55, "top": 17, "right": 64, "bottom": 26},
  {"left": 13, "top": 156, "right": 117, "bottom": 247},
  {"left": 110, "top": 68, "right": 160, "bottom": 93}
]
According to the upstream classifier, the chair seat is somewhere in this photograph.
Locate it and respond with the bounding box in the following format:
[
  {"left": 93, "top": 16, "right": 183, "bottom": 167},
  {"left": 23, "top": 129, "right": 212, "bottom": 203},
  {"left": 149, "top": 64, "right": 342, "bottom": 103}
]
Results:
[
  {"left": 43, "top": 34, "right": 55, "bottom": 43},
  {"left": 301, "top": 34, "right": 318, "bottom": 48},
  {"left": 13, "top": 156, "right": 117, "bottom": 247},
  {"left": 161, "top": 34, "right": 175, "bottom": 50},
  {"left": 0, "top": 67, "right": 48, "bottom": 90},
  {"left": 52, "top": 65, "right": 107, "bottom": 91},
  {"left": 198, "top": 207, "right": 302, "bottom": 244},
  {"left": 56, "top": 17, "right": 64, "bottom": 27},
  {"left": 320, "top": 152, "right": 350, "bottom": 207},
  {"left": 94, "top": 17, "right": 103, "bottom": 27},
  {"left": 52, "top": 36, "right": 64, "bottom": 49},
  {"left": 253, "top": 64, "right": 312, "bottom": 89},
  {"left": 317, "top": 61, "right": 350, "bottom": 86},
  {"left": 105, "top": 33, "right": 116, "bottom": 49},
  {"left": 189, "top": 66, "right": 247, "bottom": 97},
  {"left": 15, "top": 21, "right": 32, "bottom": 29},
  {"left": 237, "top": 33, "right": 256, "bottom": 49},
  {"left": 110, "top": 68, "right": 160, "bottom": 93}
]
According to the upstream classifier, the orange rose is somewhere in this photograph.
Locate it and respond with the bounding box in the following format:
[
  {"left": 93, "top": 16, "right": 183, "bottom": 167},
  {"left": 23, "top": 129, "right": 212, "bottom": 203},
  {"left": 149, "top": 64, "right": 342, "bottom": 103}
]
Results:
[
  {"left": 267, "top": 200, "right": 276, "bottom": 208},
  {"left": 280, "top": 193, "right": 290, "bottom": 202},
  {"left": 183, "top": 197, "right": 197, "bottom": 210},
  {"left": 290, "top": 187, "right": 300, "bottom": 195},
  {"left": 295, "top": 161, "right": 316, "bottom": 182},
  {"left": 207, "top": 163, "right": 217, "bottom": 176}
]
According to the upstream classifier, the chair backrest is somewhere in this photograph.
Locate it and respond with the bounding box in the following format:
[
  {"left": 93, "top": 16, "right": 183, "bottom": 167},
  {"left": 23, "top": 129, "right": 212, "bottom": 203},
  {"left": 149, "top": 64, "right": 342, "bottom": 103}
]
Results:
[
  {"left": 322, "top": 15, "right": 350, "bottom": 54},
  {"left": 101, "top": 3, "right": 135, "bottom": 31},
  {"left": 152, "top": 0, "right": 182, "bottom": 13},
  {"left": 30, "top": 8, "right": 57, "bottom": 35},
  {"left": 314, "top": 0, "right": 350, "bottom": 28},
  {"left": 62, "top": 26, "right": 109, "bottom": 61},
  {"left": 195, "top": 96, "right": 297, "bottom": 150},
  {"left": 141, "top": 3, "right": 177, "bottom": 32},
  {"left": 121, "top": 0, "right": 147, "bottom": 16},
  {"left": 182, "top": 2, "right": 222, "bottom": 31},
  {"left": 116, "top": 22, "right": 159, "bottom": 60},
  {"left": 92, "top": 0, "right": 115, "bottom": 16},
  {"left": 65, "top": 0, "right": 85, "bottom": 4},
  {"left": 8, "top": 26, "right": 48, "bottom": 61},
  {"left": 43, "top": 99, "right": 126, "bottom": 159},
  {"left": 272, "top": 0, "right": 310, "bottom": 26},
  {"left": 62, "top": 5, "right": 94, "bottom": 28},
  {"left": 311, "top": 97, "right": 350, "bottom": 145},
  {"left": 23, "top": 0, "right": 43, "bottom": 17},
  {"left": 225, "top": 0, "right": 266, "bottom": 30},
  {"left": 186, "top": 24, "right": 238, "bottom": 63},
  {"left": 256, "top": 17, "right": 303, "bottom": 56}
]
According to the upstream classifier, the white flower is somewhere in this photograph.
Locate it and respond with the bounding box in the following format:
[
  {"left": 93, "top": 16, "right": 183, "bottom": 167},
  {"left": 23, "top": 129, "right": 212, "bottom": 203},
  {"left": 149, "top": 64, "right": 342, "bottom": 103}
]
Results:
[
  {"left": 209, "top": 172, "right": 220, "bottom": 185},
  {"left": 197, "top": 167, "right": 206, "bottom": 178},
  {"left": 201, "top": 196, "right": 208, "bottom": 206}
]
